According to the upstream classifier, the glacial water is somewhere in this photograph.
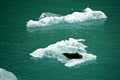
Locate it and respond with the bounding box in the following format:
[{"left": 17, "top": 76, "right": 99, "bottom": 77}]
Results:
[{"left": 0, "top": 0, "right": 120, "bottom": 80}]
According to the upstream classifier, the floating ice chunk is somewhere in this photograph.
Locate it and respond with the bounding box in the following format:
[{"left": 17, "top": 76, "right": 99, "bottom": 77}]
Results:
[
  {"left": 0, "top": 67, "right": 17, "bottom": 80},
  {"left": 26, "top": 7, "right": 107, "bottom": 27},
  {"left": 30, "top": 38, "right": 97, "bottom": 67}
]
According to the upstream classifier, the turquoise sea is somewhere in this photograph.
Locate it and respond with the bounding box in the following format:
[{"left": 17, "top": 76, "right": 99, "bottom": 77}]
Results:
[{"left": 0, "top": 0, "right": 120, "bottom": 80}]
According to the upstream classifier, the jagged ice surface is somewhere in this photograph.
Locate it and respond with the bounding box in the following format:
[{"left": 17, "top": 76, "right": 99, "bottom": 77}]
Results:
[
  {"left": 30, "top": 38, "right": 97, "bottom": 67},
  {"left": 26, "top": 7, "right": 107, "bottom": 27}
]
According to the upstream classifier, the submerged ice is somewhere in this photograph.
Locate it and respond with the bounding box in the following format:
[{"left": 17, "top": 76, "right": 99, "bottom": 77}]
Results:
[
  {"left": 30, "top": 38, "right": 97, "bottom": 67},
  {"left": 26, "top": 7, "right": 107, "bottom": 27},
  {"left": 0, "top": 67, "right": 17, "bottom": 80}
]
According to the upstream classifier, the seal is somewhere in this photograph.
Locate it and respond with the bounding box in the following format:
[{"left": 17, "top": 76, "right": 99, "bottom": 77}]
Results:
[{"left": 62, "top": 52, "right": 83, "bottom": 59}]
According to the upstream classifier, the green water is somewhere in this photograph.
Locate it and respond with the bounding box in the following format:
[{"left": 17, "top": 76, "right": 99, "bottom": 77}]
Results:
[{"left": 0, "top": 0, "right": 120, "bottom": 80}]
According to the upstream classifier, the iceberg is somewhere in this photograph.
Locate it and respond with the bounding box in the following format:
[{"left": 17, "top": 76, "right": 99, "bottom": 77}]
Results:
[
  {"left": 30, "top": 38, "right": 97, "bottom": 67},
  {"left": 26, "top": 7, "right": 107, "bottom": 27},
  {"left": 0, "top": 67, "right": 17, "bottom": 80}
]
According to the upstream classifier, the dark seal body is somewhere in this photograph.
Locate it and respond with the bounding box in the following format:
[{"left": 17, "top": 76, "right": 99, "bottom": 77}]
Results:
[{"left": 62, "top": 52, "right": 83, "bottom": 59}]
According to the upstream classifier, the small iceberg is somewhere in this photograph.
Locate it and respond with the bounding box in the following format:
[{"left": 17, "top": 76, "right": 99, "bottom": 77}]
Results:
[
  {"left": 26, "top": 7, "right": 107, "bottom": 27},
  {"left": 30, "top": 38, "right": 97, "bottom": 67},
  {"left": 0, "top": 67, "right": 17, "bottom": 80}
]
